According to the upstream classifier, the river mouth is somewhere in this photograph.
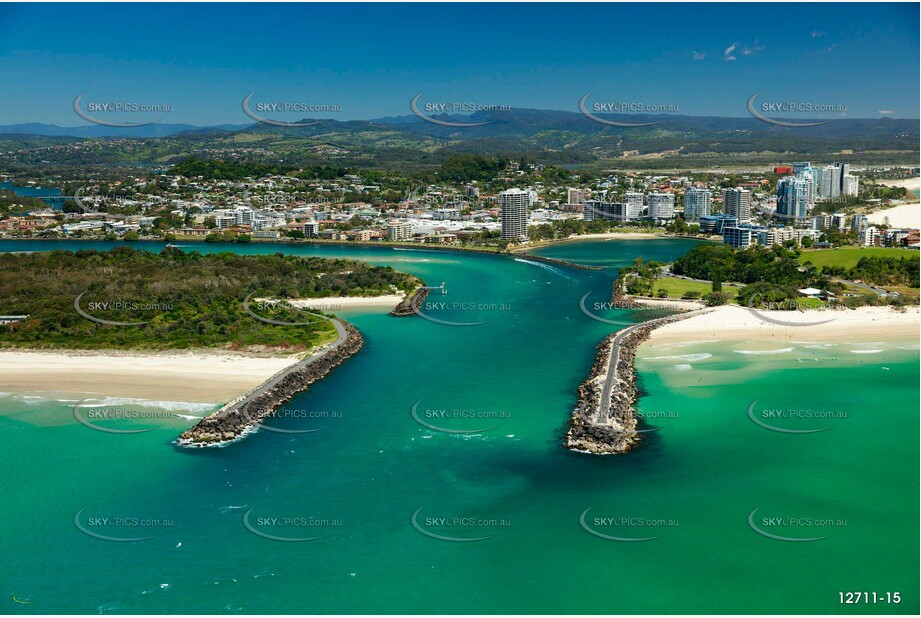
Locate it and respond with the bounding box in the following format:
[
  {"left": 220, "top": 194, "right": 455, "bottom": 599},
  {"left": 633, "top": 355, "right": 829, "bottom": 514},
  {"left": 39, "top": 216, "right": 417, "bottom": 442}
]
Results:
[{"left": 0, "top": 238, "right": 917, "bottom": 614}]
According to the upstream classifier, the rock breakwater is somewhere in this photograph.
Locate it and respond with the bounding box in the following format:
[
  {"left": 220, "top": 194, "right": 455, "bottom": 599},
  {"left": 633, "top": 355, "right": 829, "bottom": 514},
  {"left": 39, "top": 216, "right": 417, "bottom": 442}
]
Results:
[
  {"left": 565, "top": 311, "right": 706, "bottom": 454},
  {"left": 515, "top": 252, "right": 605, "bottom": 271},
  {"left": 390, "top": 287, "right": 430, "bottom": 317},
  {"left": 177, "top": 320, "right": 363, "bottom": 447}
]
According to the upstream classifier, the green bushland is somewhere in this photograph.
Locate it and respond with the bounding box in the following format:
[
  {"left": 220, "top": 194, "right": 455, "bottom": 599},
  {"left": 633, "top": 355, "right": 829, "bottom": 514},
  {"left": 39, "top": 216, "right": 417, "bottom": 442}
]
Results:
[{"left": 0, "top": 247, "right": 420, "bottom": 351}]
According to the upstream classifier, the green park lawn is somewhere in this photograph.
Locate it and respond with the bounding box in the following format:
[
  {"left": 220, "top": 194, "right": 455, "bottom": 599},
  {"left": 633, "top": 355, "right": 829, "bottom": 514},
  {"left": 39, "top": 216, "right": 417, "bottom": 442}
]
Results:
[
  {"left": 652, "top": 277, "right": 738, "bottom": 299},
  {"left": 798, "top": 246, "right": 917, "bottom": 270}
]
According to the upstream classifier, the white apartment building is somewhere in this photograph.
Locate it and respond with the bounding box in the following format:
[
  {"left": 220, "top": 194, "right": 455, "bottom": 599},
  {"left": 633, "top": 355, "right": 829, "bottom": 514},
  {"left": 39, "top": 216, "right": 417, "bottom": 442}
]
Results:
[
  {"left": 859, "top": 226, "right": 879, "bottom": 246},
  {"left": 527, "top": 189, "right": 539, "bottom": 207},
  {"left": 755, "top": 227, "right": 820, "bottom": 247},
  {"left": 815, "top": 165, "right": 842, "bottom": 199},
  {"left": 386, "top": 220, "right": 413, "bottom": 241},
  {"left": 215, "top": 215, "right": 236, "bottom": 229},
  {"left": 624, "top": 192, "right": 644, "bottom": 219},
  {"left": 647, "top": 193, "right": 675, "bottom": 223},
  {"left": 433, "top": 208, "right": 461, "bottom": 221},
  {"left": 303, "top": 221, "right": 320, "bottom": 238},
  {"left": 683, "top": 187, "right": 711, "bottom": 222},
  {"left": 843, "top": 174, "right": 859, "bottom": 197},
  {"left": 234, "top": 207, "right": 254, "bottom": 226},
  {"left": 500, "top": 188, "right": 529, "bottom": 241}
]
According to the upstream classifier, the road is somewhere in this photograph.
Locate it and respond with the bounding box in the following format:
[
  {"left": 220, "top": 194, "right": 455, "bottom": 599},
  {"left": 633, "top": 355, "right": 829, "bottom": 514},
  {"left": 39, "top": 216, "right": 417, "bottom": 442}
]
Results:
[{"left": 830, "top": 277, "right": 891, "bottom": 297}]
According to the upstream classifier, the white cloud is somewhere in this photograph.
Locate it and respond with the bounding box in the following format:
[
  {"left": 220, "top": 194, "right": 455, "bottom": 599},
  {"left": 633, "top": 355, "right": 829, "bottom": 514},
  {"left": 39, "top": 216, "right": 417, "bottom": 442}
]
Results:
[
  {"left": 723, "top": 42, "right": 738, "bottom": 61},
  {"left": 879, "top": 110, "right": 894, "bottom": 115},
  {"left": 811, "top": 30, "right": 825, "bottom": 38},
  {"left": 742, "top": 39, "right": 765, "bottom": 56},
  {"left": 692, "top": 51, "right": 706, "bottom": 60}
]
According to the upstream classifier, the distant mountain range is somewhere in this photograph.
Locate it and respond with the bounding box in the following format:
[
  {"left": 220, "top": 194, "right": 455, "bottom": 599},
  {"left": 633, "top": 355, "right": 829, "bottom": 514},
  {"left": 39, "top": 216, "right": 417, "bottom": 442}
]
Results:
[
  {"left": 0, "top": 109, "right": 916, "bottom": 140},
  {"left": 1, "top": 109, "right": 917, "bottom": 168}
]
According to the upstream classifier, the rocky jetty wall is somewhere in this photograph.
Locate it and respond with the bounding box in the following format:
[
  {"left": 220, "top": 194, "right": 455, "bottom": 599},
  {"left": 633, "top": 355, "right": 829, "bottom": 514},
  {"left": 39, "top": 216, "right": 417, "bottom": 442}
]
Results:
[
  {"left": 609, "top": 279, "right": 639, "bottom": 308},
  {"left": 390, "top": 286, "right": 430, "bottom": 317},
  {"left": 515, "top": 252, "right": 605, "bottom": 271},
  {"left": 177, "top": 322, "right": 363, "bottom": 447},
  {"left": 565, "top": 312, "right": 703, "bottom": 454}
]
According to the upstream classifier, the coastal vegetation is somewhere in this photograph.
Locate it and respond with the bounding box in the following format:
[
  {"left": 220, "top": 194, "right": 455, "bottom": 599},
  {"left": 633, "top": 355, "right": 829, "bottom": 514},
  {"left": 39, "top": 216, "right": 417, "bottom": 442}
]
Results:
[
  {"left": 618, "top": 256, "right": 735, "bottom": 305},
  {"left": 626, "top": 243, "right": 921, "bottom": 309},
  {"left": 0, "top": 247, "right": 420, "bottom": 351}
]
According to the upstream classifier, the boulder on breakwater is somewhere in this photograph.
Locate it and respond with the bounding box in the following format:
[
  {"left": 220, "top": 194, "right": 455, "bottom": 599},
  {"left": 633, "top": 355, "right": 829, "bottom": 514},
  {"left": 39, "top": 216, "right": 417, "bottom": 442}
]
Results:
[
  {"left": 177, "top": 322, "right": 363, "bottom": 447},
  {"left": 390, "top": 286, "right": 429, "bottom": 317},
  {"left": 515, "top": 252, "right": 605, "bottom": 271},
  {"left": 565, "top": 312, "right": 702, "bottom": 454}
]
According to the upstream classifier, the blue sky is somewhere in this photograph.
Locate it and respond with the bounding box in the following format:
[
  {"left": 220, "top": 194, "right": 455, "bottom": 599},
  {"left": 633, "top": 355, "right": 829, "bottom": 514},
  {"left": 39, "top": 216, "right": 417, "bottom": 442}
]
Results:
[{"left": 0, "top": 3, "right": 918, "bottom": 125}]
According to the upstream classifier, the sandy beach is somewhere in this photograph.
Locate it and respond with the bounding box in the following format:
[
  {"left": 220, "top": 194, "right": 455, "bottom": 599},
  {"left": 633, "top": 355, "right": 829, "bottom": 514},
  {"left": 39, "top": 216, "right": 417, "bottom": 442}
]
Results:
[
  {"left": 646, "top": 304, "right": 919, "bottom": 345},
  {"left": 878, "top": 177, "right": 920, "bottom": 193},
  {"left": 867, "top": 202, "right": 920, "bottom": 228},
  {"left": 0, "top": 295, "right": 400, "bottom": 402},
  {"left": 0, "top": 349, "right": 305, "bottom": 402},
  {"left": 276, "top": 295, "right": 405, "bottom": 310},
  {"left": 565, "top": 232, "right": 665, "bottom": 240}
]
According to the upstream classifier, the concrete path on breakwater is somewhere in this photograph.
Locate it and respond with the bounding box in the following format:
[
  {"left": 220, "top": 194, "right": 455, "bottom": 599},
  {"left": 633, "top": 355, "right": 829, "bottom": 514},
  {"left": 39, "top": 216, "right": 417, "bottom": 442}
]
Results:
[{"left": 596, "top": 309, "right": 709, "bottom": 422}]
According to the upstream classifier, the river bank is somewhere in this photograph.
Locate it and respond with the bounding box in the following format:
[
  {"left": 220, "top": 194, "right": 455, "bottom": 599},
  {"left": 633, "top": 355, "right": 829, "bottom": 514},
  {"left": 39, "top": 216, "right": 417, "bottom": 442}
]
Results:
[
  {"left": 2, "top": 232, "right": 715, "bottom": 259},
  {"left": 262, "top": 294, "right": 406, "bottom": 310}
]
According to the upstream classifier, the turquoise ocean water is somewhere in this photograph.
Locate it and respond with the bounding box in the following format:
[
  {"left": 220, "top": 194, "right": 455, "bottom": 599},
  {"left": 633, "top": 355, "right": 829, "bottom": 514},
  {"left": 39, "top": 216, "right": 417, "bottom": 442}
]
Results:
[{"left": 0, "top": 238, "right": 917, "bottom": 614}]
